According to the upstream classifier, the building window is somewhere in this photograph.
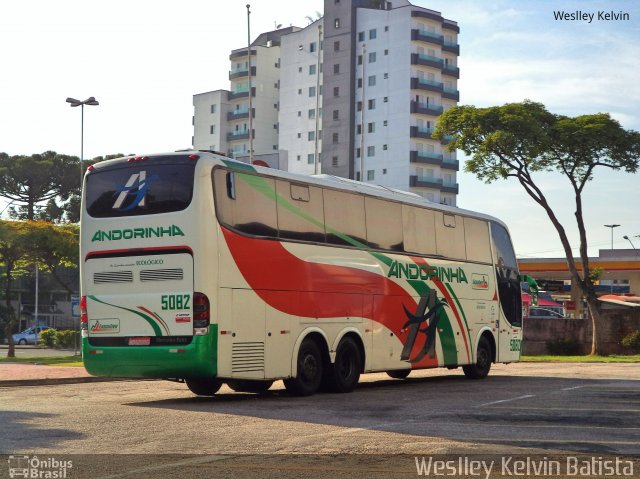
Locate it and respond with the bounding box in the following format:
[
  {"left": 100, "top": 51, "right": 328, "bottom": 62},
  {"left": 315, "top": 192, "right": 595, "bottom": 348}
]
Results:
[
  {"left": 298, "top": 66, "right": 302, "bottom": 73},
  {"left": 297, "top": 155, "right": 301, "bottom": 161},
  {"left": 333, "top": 86, "right": 339, "bottom": 97},
  {"left": 332, "top": 156, "right": 338, "bottom": 167},
  {"left": 383, "top": 96, "right": 388, "bottom": 102},
  {"left": 210, "top": 125, "right": 216, "bottom": 134},
  {"left": 309, "top": 64, "right": 316, "bottom": 75},
  {"left": 308, "top": 131, "right": 315, "bottom": 141},
  {"left": 333, "top": 109, "right": 339, "bottom": 120},
  {"left": 357, "top": 55, "right": 363, "bottom": 65},
  {"left": 298, "top": 88, "right": 302, "bottom": 95},
  {"left": 334, "top": 18, "right": 340, "bottom": 28},
  {"left": 356, "top": 148, "right": 361, "bottom": 158},
  {"left": 369, "top": 52, "right": 377, "bottom": 63},
  {"left": 333, "top": 63, "right": 340, "bottom": 74},
  {"left": 384, "top": 25, "right": 389, "bottom": 32},
  {"left": 310, "top": 42, "right": 316, "bottom": 52},
  {"left": 384, "top": 49, "right": 389, "bottom": 55},
  {"left": 383, "top": 120, "right": 388, "bottom": 126},
  {"left": 358, "top": 31, "right": 364, "bottom": 41},
  {"left": 309, "top": 86, "right": 316, "bottom": 97},
  {"left": 357, "top": 101, "right": 362, "bottom": 111},
  {"left": 334, "top": 41, "right": 340, "bottom": 51},
  {"left": 356, "top": 124, "right": 362, "bottom": 135},
  {"left": 308, "top": 109, "right": 316, "bottom": 119},
  {"left": 368, "top": 99, "right": 376, "bottom": 110},
  {"left": 368, "top": 75, "right": 376, "bottom": 86},
  {"left": 307, "top": 153, "right": 315, "bottom": 164},
  {"left": 368, "top": 122, "right": 375, "bottom": 133},
  {"left": 384, "top": 73, "right": 388, "bottom": 79},
  {"left": 357, "top": 78, "right": 362, "bottom": 88},
  {"left": 369, "top": 29, "right": 377, "bottom": 40},
  {"left": 210, "top": 104, "right": 217, "bottom": 114},
  {"left": 383, "top": 144, "right": 388, "bottom": 150},
  {"left": 297, "top": 111, "right": 302, "bottom": 117},
  {"left": 332, "top": 132, "right": 339, "bottom": 144},
  {"left": 297, "top": 132, "right": 301, "bottom": 138},
  {"left": 367, "top": 170, "right": 375, "bottom": 180},
  {"left": 367, "top": 146, "right": 375, "bottom": 157},
  {"left": 383, "top": 168, "right": 387, "bottom": 174}
]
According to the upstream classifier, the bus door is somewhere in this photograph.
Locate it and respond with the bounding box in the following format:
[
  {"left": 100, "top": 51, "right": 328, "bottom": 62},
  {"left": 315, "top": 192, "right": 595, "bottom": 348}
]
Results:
[{"left": 490, "top": 222, "right": 523, "bottom": 362}]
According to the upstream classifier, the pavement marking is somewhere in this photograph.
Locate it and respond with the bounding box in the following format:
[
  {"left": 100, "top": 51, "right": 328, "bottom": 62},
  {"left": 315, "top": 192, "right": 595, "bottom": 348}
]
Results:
[
  {"left": 560, "top": 385, "right": 587, "bottom": 391},
  {"left": 476, "top": 394, "right": 535, "bottom": 407},
  {"left": 95, "top": 455, "right": 231, "bottom": 479},
  {"left": 487, "top": 406, "right": 640, "bottom": 413}
]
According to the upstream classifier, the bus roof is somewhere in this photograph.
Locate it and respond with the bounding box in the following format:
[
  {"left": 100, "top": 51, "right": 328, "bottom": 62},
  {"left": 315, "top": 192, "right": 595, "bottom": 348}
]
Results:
[{"left": 88, "top": 150, "right": 510, "bottom": 231}]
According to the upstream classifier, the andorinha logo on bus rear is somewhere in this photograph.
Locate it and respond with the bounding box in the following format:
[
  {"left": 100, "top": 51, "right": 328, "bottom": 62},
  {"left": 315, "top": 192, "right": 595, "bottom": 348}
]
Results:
[
  {"left": 387, "top": 260, "right": 468, "bottom": 284},
  {"left": 91, "top": 225, "right": 184, "bottom": 242},
  {"left": 89, "top": 319, "right": 120, "bottom": 334},
  {"left": 472, "top": 273, "right": 490, "bottom": 290}
]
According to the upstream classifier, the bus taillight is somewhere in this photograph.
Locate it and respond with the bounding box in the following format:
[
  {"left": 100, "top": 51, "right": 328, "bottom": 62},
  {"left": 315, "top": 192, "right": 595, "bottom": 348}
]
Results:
[
  {"left": 193, "top": 292, "right": 210, "bottom": 335},
  {"left": 80, "top": 296, "right": 88, "bottom": 334}
]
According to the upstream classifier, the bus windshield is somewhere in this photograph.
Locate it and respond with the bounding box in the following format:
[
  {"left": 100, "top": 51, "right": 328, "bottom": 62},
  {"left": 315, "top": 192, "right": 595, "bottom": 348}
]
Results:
[{"left": 85, "top": 159, "right": 195, "bottom": 218}]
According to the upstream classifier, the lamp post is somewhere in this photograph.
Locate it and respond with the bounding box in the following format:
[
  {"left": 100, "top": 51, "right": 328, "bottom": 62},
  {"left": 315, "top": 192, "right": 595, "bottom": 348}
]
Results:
[
  {"left": 604, "top": 224, "right": 620, "bottom": 250},
  {"left": 66, "top": 96, "right": 99, "bottom": 183},
  {"left": 623, "top": 235, "right": 637, "bottom": 250},
  {"left": 313, "top": 23, "right": 322, "bottom": 175}
]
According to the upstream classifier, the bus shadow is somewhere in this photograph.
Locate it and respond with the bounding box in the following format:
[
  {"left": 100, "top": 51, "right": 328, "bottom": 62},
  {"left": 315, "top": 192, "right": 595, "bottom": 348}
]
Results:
[
  {"left": 0, "top": 410, "right": 85, "bottom": 452},
  {"left": 126, "top": 373, "right": 640, "bottom": 455}
]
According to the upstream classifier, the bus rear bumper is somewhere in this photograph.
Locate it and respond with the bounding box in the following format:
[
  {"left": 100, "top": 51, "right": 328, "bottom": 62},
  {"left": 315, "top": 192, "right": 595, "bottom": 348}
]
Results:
[{"left": 82, "top": 327, "right": 218, "bottom": 379}]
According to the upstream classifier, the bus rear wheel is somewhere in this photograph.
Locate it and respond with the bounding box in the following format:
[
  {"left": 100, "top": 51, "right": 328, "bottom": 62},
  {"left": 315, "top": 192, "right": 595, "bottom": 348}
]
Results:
[
  {"left": 186, "top": 378, "right": 222, "bottom": 396},
  {"left": 463, "top": 336, "right": 492, "bottom": 379},
  {"left": 387, "top": 369, "right": 411, "bottom": 379},
  {"left": 324, "top": 337, "right": 362, "bottom": 393},
  {"left": 284, "top": 338, "right": 323, "bottom": 396},
  {"left": 227, "top": 380, "right": 274, "bottom": 394}
]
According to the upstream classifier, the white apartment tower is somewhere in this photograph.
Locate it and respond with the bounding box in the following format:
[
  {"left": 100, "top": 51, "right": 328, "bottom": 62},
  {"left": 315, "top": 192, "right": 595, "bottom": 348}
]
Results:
[{"left": 193, "top": 1, "right": 459, "bottom": 204}]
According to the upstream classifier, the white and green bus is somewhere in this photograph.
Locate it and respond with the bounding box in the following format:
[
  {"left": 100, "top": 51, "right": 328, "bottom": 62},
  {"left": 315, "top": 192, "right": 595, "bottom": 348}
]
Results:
[{"left": 80, "top": 150, "right": 523, "bottom": 396}]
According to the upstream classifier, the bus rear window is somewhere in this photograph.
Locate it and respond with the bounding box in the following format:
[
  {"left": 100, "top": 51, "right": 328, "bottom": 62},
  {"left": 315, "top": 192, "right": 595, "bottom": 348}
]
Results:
[{"left": 85, "top": 163, "right": 195, "bottom": 217}]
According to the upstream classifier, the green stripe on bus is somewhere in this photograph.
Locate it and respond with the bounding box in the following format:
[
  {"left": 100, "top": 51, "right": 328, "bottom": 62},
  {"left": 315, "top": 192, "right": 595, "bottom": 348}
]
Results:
[{"left": 88, "top": 295, "right": 163, "bottom": 336}]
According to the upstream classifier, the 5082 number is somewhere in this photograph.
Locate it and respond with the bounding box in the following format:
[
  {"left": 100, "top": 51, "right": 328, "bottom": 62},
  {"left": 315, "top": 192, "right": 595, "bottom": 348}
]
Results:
[
  {"left": 161, "top": 294, "right": 190, "bottom": 310},
  {"left": 509, "top": 338, "right": 522, "bottom": 352}
]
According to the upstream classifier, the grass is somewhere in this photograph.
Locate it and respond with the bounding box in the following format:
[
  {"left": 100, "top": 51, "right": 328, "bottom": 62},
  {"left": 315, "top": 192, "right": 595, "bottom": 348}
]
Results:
[
  {"left": 521, "top": 355, "right": 640, "bottom": 363},
  {"left": 0, "top": 355, "right": 83, "bottom": 367}
]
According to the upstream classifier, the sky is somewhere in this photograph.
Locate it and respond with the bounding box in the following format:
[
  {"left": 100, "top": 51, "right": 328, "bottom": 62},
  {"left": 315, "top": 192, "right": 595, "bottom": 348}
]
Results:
[{"left": 1, "top": 0, "right": 639, "bottom": 258}]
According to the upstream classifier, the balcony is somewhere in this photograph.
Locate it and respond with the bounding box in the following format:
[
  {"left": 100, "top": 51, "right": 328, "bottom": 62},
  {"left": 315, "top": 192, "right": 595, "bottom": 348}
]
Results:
[
  {"left": 410, "top": 126, "right": 435, "bottom": 139},
  {"left": 410, "top": 151, "right": 443, "bottom": 166},
  {"left": 410, "top": 53, "right": 443, "bottom": 69},
  {"left": 441, "top": 157, "right": 460, "bottom": 171},
  {"left": 441, "top": 181, "right": 460, "bottom": 194},
  {"left": 442, "top": 39, "right": 460, "bottom": 55},
  {"left": 227, "top": 108, "right": 254, "bottom": 121},
  {"left": 226, "top": 130, "right": 253, "bottom": 142},
  {"left": 229, "top": 66, "right": 256, "bottom": 80},
  {"left": 440, "top": 134, "right": 456, "bottom": 145},
  {"left": 227, "top": 87, "right": 255, "bottom": 101},
  {"left": 442, "top": 85, "right": 459, "bottom": 101},
  {"left": 442, "top": 64, "right": 460, "bottom": 79},
  {"left": 411, "top": 101, "right": 443, "bottom": 116},
  {"left": 410, "top": 77, "right": 443, "bottom": 94},
  {"left": 411, "top": 28, "right": 443, "bottom": 46},
  {"left": 410, "top": 175, "right": 442, "bottom": 189},
  {"left": 229, "top": 49, "right": 256, "bottom": 60}
]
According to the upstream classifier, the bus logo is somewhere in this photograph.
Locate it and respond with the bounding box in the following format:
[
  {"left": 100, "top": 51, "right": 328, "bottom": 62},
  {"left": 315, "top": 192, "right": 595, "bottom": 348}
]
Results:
[
  {"left": 472, "top": 274, "right": 489, "bottom": 290},
  {"left": 89, "top": 319, "right": 120, "bottom": 334},
  {"left": 113, "top": 171, "right": 158, "bottom": 211}
]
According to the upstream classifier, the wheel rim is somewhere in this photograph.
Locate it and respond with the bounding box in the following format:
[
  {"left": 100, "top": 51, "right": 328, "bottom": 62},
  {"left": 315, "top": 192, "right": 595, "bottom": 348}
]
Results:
[
  {"left": 300, "top": 352, "right": 318, "bottom": 384},
  {"left": 337, "top": 348, "right": 355, "bottom": 380},
  {"left": 477, "top": 346, "right": 489, "bottom": 371}
]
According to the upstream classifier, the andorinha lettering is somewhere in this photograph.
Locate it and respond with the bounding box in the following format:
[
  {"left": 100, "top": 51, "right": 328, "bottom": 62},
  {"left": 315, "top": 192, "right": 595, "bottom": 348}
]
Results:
[
  {"left": 91, "top": 225, "right": 184, "bottom": 242},
  {"left": 388, "top": 260, "right": 468, "bottom": 283}
]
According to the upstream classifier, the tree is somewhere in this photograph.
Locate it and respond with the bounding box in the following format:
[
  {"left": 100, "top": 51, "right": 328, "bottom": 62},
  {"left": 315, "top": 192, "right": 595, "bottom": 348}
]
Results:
[
  {"left": 0, "top": 151, "right": 79, "bottom": 221},
  {"left": 434, "top": 100, "right": 640, "bottom": 355},
  {"left": 0, "top": 221, "right": 31, "bottom": 358}
]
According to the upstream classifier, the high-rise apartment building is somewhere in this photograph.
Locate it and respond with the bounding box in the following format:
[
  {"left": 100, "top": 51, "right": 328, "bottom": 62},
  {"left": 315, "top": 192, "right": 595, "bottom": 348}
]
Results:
[{"left": 193, "top": 1, "right": 459, "bottom": 204}]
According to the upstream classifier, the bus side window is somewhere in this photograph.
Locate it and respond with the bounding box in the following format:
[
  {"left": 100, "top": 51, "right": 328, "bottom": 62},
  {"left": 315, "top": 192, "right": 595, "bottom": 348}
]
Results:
[
  {"left": 276, "top": 180, "right": 326, "bottom": 243},
  {"left": 464, "top": 217, "right": 492, "bottom": 263},
  {"left": 490, "top": 222, "right": 522, "bottom": 327},
  {"left": 402, "top": 205, "right": 436, "bottom": 256},
  {"left": 365, "top": 197, "right": 403, "bottom": 251},
  {"left": 323, "top": 189, "right": 366, "bottom": 246},
  {"left": 226, "top": 172, "right": 236, "bottom": 199},
  {"left": 435, "top": 213, "right": 466, "bottom": 260}
]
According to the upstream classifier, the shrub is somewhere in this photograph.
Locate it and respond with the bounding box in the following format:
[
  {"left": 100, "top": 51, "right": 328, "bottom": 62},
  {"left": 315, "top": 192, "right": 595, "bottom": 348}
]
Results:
[
  {"left": 55, "top": 330, "right": 81, "bottom": 349},
  {"left": 546, "top": 338, "right": 582, "bottom": 355},
  {"left": 39, "top": 328, "right": 56, "bottom": 348},
  {"left": 621, "top": 330, "right": 640, "bottom": 354}
]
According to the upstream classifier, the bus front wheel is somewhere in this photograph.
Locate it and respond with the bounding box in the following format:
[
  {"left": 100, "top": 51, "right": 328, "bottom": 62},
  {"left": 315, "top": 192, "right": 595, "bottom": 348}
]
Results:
[
  {"left": 463, "top": 336, "right": 492, "bottom": 379},
  {"left": 284, "top": 338, "right": 323, "bottom": 396},
  {"left": 186, "top": 378, "right": 222, "bottom": 396}
]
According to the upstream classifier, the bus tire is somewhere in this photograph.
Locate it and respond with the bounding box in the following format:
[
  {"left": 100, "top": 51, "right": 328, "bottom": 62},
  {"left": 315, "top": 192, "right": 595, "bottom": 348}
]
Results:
[
  {"left": 387, "top": 369, "right": 411, "bottom": 379},
  {"left": 227, "top": 380, "right": 273, "bottom": 394},
  {"left": 284, "top": 338, "right": 323, "bottom": 396},
  {"left": 463, "top": 336, "right": 492, "bottom": 379},
  {"left": 185, "top": 378, "right": 222, "bottom": 396},
  {"left": 325, "top": 336, "right": 362, "bottom": 393}
]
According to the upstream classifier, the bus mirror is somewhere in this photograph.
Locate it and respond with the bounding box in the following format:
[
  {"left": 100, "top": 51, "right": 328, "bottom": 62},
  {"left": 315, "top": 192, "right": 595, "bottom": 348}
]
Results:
[
  {"left": 226, "top": 172, "right": 236, "bottom": 199},
  {"left": 519, "top": 274, "right": 539, "bottom": 306}
]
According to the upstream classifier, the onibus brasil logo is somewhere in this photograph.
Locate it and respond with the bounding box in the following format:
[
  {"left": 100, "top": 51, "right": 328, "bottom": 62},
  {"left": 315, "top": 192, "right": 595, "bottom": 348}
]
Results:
[{"left": 8, "top": 455, "right": 72, "bottom": 478}]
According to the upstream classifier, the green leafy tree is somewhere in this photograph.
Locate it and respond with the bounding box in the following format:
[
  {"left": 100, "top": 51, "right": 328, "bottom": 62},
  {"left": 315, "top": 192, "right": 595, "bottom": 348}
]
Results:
[
  {"left": 0, "top": 220, "right": 31, "bottom": 357},
  {"left": 434, "top": 100, "right": 640, "bottom": 355},
  {"left": 0, "top": 151, "right": 79, "bottom": 221}
]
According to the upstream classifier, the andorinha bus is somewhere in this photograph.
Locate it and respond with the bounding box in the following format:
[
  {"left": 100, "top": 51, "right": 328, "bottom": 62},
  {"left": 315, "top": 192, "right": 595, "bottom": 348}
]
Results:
[{"left": 80, "top": 150, "right": 525, "bottom": 396}]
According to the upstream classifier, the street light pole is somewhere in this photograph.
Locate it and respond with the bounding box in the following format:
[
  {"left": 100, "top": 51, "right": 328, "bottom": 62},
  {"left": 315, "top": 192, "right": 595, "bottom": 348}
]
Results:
[
  {"left": 623, "top": 235, "right": 637, "bottom": 250},
  {"left": 604, "top": 224, "right": 620, "bottom": 250},
  {"left": 66, "top": 97, "right": 99, "bottom": 184}
]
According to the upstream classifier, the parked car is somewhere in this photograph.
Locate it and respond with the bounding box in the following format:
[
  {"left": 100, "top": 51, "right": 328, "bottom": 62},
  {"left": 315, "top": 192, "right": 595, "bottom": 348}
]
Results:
[
  {"left": 12, "top": 326, "right": 52, "bottom": 345},
  {"left": 526, "top": 307, "right": 565, "bottom": 320}
]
